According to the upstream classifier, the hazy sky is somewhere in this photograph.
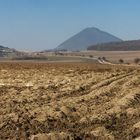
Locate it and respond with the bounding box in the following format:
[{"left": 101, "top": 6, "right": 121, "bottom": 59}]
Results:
[{"left": 0, "top": 0, "right": 140, "bottom": 51}]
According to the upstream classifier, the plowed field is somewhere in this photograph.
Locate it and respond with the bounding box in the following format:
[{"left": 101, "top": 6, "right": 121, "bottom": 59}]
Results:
[{"left": 0, "top": 62, "right": 140, "bottom": 140}]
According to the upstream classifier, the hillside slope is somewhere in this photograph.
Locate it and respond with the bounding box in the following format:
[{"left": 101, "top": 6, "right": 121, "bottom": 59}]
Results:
[
  {"left": 0, "top": 45, "right": 27, "bottom": 58},
  {"left": 88, "top": 40, "right": 140, "bottom": 51},
  {"left": 56, "top": 27, "right": 122, "bottom": 51}
]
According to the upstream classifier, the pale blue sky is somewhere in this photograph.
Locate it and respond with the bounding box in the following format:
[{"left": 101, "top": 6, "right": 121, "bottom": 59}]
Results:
[{"left": 0, "top": 0, "right": 140, "bottom": 51}]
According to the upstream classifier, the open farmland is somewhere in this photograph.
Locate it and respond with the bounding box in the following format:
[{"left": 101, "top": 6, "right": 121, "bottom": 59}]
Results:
[
  {"left": 53, "top": 51, "right": 140, "bottom": 64},
  {"left": 0, "top": 62, "right": 140, "bottom": 140}
]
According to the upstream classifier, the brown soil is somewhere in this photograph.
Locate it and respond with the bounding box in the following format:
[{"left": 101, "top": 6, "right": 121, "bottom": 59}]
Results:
[{"left": 0, "top": 62, "right": 140, "bottom": 140}]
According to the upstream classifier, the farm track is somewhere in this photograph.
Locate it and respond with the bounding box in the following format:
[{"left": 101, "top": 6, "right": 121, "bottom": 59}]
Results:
[{"left": 0, "top": 62, "right": 140, "bottom": 140}]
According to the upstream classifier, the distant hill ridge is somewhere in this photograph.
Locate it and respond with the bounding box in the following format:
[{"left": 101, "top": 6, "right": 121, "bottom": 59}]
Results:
[
  {"left": 56, "top": 27, "right": 122, "bottom": 51},
  {"left": 0, "top": 45, "right": 23, "bottom": 58},
  {"left": 88, "top": 40, "right": 140, "bottom": 51}
]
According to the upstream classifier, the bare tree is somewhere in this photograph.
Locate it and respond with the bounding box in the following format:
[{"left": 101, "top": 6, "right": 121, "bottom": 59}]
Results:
[
  {"left": 134, "top": 58, "right": 140, "bottom": 64},
  {"left": 119, "top": 59, "right": 124, "bottom": 64}
]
